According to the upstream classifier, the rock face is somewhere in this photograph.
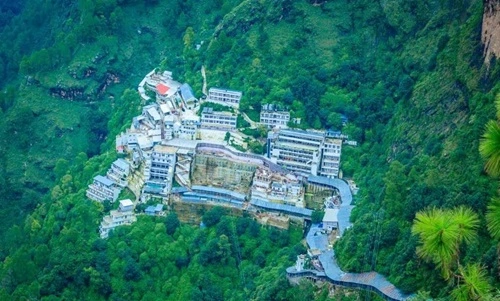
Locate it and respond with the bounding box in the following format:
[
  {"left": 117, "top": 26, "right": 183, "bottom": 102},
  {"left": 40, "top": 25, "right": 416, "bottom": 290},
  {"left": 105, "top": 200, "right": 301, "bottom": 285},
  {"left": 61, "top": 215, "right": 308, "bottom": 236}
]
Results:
[{"left": 483, "top": 0, "right": 500, "bottom": 65}]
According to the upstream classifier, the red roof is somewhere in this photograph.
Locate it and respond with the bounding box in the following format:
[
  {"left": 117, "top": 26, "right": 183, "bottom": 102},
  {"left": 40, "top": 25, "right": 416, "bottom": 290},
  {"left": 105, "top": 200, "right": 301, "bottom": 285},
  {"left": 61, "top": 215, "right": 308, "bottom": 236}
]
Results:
[{"left": 156, "top": 83, "right": 170, "bottom": 95}]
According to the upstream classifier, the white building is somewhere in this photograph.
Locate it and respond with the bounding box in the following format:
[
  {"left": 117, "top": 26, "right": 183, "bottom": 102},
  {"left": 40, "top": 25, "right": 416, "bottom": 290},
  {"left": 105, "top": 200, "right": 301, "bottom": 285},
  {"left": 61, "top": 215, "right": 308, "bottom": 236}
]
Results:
[
  {"left": 207, "top": 87, "right": 242, "bottom": 108},
  {"left": 250, "top": 166, "right": 304, "bottom": 207},
  {"left": 322, "top": 208, "right": 339, "bottom": 232},
  {"left": 99, "top": 199, "right": 137, "bottom": 238},
  {"left": 267, "top": 130, "right": 324, "bottom": 176},
  {"left": 86, "top": 175, "right": 120, "bottom": 203},
  {"left": 267, "top": 129, "right": 342, "bottom": 178},
  {"left": 319, "top": 138, "right": 342, "bottom": 178},
  {"left": 107, "top": 159, "right": 130, "bottom": 187},
  {"left": 200, "top": 107, "right": 237, "bottom": 129},
  {"left": 260, "top": 104, "right": 290, "bottom": 129},
  {"left": 144, "top": 145, "right": 177, "bottom": 195}
]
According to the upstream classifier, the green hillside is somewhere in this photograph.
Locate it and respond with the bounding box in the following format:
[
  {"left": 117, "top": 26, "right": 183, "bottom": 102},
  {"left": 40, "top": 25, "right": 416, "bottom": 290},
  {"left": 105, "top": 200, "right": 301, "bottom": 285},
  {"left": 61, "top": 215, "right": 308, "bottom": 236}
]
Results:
[{"left": 1, "top": 0, "right": 500, "bottom": 299}]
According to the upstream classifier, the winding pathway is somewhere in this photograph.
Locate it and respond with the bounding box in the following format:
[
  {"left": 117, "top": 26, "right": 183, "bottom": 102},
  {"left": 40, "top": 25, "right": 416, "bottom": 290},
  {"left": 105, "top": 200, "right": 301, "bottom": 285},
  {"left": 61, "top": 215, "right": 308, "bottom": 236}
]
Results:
[{"left": 286, "top": 176, "right": 412, "bottom": 301}]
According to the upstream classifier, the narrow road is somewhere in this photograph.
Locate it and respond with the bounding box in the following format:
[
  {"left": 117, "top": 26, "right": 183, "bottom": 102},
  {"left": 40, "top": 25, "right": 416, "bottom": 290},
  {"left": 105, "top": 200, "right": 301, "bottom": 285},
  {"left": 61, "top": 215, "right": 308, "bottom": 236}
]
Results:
[
  {"left": 241, "top": 112, "right": 258, "bottom": 129},
  {"left": 201, "top": 65, "right": 207, "bottom": 96}
]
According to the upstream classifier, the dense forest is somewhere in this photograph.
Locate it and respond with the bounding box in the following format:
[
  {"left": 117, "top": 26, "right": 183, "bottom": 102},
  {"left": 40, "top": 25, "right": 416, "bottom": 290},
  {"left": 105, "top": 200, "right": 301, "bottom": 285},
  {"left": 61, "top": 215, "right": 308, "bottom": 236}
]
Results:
[{"left": 1, "top": 0, "right": 500, "bottom": 299}]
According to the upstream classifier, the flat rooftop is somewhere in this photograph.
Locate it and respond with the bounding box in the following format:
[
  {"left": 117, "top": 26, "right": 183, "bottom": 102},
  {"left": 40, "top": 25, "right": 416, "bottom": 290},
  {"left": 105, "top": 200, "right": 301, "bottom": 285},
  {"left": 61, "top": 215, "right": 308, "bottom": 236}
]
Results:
[{"left": 153, "top": 145, "right": 178, "bottom": 153}]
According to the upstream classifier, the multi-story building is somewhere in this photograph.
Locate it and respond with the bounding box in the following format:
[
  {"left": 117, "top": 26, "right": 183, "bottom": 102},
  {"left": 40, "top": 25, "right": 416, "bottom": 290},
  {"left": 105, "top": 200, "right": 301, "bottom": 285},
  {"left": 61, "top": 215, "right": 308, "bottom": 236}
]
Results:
[
  {"left": 207, "top": 87, "right": 242, "bottom": 108},
  {"left": 200, "top": 107, "right": 237, "bottom": 129},
  {"left": 144, "top": 145, "right": 177, "bottom": 195},
  {"left": 267, "top": 130, "right": 324, "bottom": 175},
  {"left": 260, "top": 104, "right": 290, "bottom": 129},
  {"left": 319, "top": 138, "right": 342, "bottom": 178},
  {"left": 86, "top": 175, "right": 120, "bottom": 202},
  {"left": 180, "top": 83, "right": 196, "bottom": 108},
  {"left": 267, "top": 129, "right": 342, "bottom": 178},
  {"left": 107, "top": 159, "right": 130, "bottom": 187},
  {"left": 99, "top": 199, "right": 137, "bottom": 238},
  {"left": 250, "top": 166, "right": 305, "bottom": 206}
]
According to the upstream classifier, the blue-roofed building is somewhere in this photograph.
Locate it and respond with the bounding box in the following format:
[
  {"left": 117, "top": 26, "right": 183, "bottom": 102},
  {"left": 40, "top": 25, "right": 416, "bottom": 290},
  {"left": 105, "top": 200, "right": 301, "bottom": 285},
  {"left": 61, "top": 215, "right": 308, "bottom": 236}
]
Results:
[
  {"left": 191, "top": 185, "right": 246, "bottom": 201},
  {"left": 107, "top": 158, "right": 130, "bottom": 187},
  {"left": 171, "top": 187, "right": 189, "bottom": 194},
  {"left": 176, "top": 185, "right": 246, "bottom": 208},
  {"left": 145, "top": 204, "right": 164, "bottom": 216},
  {"left": 250, "top": 197, "right": 312, "bottom": 218},
  {"left": 180, "top": 83, "right": 196, "bottom": 106},
  {"left": 86, "top": 175, "right": 120, "bottom": 203}
]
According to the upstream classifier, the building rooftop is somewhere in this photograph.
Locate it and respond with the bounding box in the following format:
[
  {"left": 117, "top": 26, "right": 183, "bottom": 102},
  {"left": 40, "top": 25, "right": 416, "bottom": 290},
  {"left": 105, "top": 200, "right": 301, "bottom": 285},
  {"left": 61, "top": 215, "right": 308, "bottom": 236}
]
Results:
[
  {"left": 153, "top": 145, "right": 178, "bottom": 154},
  {"left": 113, "top": 158, "right": 129, "bottom": 170},
  {"left": 95, "top": 175, "right": 114, "bottom": 187},
  {"left": 250, "top": 198, "right": 312, "bottom": 217},
  {"left": 262, "top": 103, "right": 288, "bottom": 112},
  {"left": 160, "top": 103, "right": 170, "bottom": 114},
  {"left": 323, "top": 208, "right": 339, "bottom": 223},
  {"left": 191, "top": 185, "right": 246, "bottom": 201},
  {"left": 164, "top": 138, "right": 201, "bottom": 150},
  {"left": 147, "top": 107, "right": 161, "bottom": 121},
  {"left": 145, "top": 204, "right": 163, "bottom": 214},
  {"left": 180, "top": 83, "right": 195, "bottom": 101},
  {"left": 280, "top": 129, "right": 325, "bottom": 139},
  {"left": 209, "top": 87, "right": 242, "bottom": 95},
  {"left": 156, "top": 83, "right": 170, "bottom": 95},
  {"left": 171, "top": 187, "right": 189, "bottom": 194},
  {"left": 119, "top": 199, "right": 134, "bottom": 208}
]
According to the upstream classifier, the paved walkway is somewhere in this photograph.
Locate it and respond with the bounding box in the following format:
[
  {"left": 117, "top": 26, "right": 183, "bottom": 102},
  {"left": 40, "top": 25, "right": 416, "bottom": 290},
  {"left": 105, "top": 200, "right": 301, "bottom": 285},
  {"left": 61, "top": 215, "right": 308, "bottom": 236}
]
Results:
[
  {"left": 241, "top": 112, "right": 258, "bottom": 129},
  {"left": 287, "top": 176, "right": 412, "bottom": 301},
  {"left": 201, "top": 65, "right": 207, "bottom": 96}
]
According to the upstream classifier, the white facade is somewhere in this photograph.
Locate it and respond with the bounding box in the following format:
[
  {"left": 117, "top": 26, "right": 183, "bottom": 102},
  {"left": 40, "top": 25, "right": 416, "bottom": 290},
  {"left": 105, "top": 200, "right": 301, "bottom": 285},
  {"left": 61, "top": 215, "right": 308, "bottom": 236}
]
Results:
[
  {"left": 207, "top": 88, "right": 242, "bottom": 108},
  {"left": 322, "top": 208, "right": 339, "bottom": 232},
  {"left": 201, "top": 107, "right": 237, "bottom": 129},
  {"left": 267, "top": 130, "right": 323, "bottom": 176},
  {"left": 319, "top": 138, "right": 342, "bottom": 178},
  {"left": 99, "top": 199, "right": 137, "bottom": 238},
  {"left": 144, "top": 145, "right": 177, "bottom": 195},
  {"left": 86, "top": 175, "right": 120, "bottom": 203},
  {"left": 107, "top": 159, "right": 130, "bottom": 187},
  {"left": 267, "top": 130, "right": 342, "bottom": 178},
  {"left": 250, "top": 166, "right": 304, "bottom": 207},
  {"left": 260, "top": 104, "right": 290, "bottom": 129}
]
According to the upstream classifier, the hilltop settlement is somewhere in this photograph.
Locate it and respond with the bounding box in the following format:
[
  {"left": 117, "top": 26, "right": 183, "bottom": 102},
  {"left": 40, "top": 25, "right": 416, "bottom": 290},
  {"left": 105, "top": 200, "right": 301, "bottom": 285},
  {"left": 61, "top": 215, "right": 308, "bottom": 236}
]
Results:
[
  {"left": 83, "top": 69, "right": 411, "bottom": 300},
  {"left": 86, "top": 69, "right": 353, "bottom": 236}
]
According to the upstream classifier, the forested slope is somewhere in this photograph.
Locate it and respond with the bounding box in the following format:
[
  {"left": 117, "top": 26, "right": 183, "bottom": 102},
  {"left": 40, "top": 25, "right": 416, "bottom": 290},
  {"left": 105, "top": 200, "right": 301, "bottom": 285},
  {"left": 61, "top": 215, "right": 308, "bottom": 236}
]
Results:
[{"left": 1, "top": 0, "right": 499, "bottom": 299}]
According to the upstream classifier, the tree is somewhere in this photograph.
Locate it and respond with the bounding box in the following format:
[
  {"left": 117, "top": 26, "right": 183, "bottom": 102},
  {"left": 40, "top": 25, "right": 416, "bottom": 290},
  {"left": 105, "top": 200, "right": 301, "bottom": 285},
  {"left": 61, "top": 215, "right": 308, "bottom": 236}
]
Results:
[
  {"left": 411, "top": 207, "right": 479, "bottom": 279},
  {"left": 486, "top": 197, "right": 500, "bottom": 241},
  {"left": 451, "top": 264, "right": 491, "bottom": 301},
  {"left": 479, "top": 120, "right": 500, "bottom": 177},
  {"left": 165, "top": 212, "right": 180, "bottom": 235},
  {"left": 311, "top": 210, "right": 324, "bottom": 224},
  {"left": 202, "top": 207, "right": 225, "bottom": 227}
]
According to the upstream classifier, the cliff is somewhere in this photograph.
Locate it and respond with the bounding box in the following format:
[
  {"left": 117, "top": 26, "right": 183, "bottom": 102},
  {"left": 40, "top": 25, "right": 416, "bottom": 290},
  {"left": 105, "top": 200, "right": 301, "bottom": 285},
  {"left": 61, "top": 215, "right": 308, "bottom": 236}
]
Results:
[{"left": 483, "top": 0, "right": 500, "bottom": 64}]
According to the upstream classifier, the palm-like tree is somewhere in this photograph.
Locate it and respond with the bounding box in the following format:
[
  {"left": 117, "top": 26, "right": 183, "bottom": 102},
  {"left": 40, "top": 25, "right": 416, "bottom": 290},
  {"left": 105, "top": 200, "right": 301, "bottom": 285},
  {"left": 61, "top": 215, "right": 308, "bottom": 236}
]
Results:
[
  {"left": 479, "top": 120, "right": 500, "bottom": 177},
  {"left": 486, "top": 197, "right": 500, "bottom": 241},
  {"left": 412, "top": 208, "right": 460, "bottom": 279},
  {"left": 452, "top": 206, "right": 480, "bottom": 245},
  {"left": 451, "top": 264, "right": 491, "bottom": 301},
  {"left": 412, "top": 207, "right": 479, "bottom": 280}
]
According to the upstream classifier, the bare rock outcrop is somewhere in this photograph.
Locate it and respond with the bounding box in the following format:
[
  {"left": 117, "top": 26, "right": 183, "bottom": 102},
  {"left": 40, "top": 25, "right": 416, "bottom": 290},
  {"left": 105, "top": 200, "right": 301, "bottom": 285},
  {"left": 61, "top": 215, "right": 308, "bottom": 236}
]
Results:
[{"left": 483, "top": 0, "right": 500, "bottom": 65}]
